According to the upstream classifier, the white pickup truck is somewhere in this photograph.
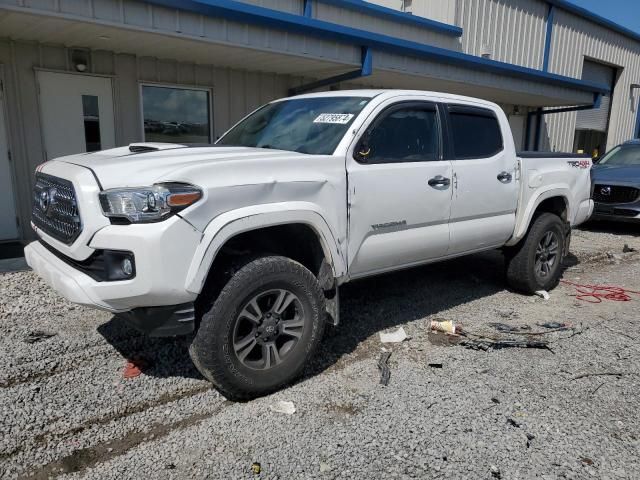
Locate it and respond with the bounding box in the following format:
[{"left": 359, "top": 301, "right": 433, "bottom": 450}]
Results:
[{"left": 25, "top": 90, "right": 593, "bottom": 399}]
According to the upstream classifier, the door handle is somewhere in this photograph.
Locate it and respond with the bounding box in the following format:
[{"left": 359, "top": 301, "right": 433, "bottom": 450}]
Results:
[
  {"left": 497, "top": 171, "right": 512, "bottom": 183},
  {"left": 428, "top": 175, "right": 451, "bottom": 188}
]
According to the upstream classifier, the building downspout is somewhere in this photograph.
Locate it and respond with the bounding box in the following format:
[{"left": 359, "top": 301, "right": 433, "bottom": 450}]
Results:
[
  {"left": 525, "top": 93, "right": 603, "bottom": 150},
  {"left": 529, "top": 3, "right": 555, "bottom": 151}
]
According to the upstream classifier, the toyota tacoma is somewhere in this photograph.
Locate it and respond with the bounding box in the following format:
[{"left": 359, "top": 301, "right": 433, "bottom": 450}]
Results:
[{"left": 25, "top": 90, "right": 594, "bottom": 399}]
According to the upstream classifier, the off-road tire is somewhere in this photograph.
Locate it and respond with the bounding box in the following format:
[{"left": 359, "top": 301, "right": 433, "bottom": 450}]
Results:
[
  {"left": 505, "top": 213, "right": 566, "bottom": 294},
  {"left": 189, "top": 256, "right": 325, "bottom": 400}
]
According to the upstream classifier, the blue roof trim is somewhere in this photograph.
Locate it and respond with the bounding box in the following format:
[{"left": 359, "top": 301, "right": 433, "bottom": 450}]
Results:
[
  {"left": 315, "top": 0, "right": 462, "bottom": 37},
  {"left": 144, "top": 0, "right": 610, "bottom": 96},
  {"left": 548, "top": 0, "right": 640, "bottom": 44}
]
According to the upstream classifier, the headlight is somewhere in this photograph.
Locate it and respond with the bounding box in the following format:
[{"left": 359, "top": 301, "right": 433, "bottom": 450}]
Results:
[{"left": 99, "top": 183, "right": 202, "bottom": 223}]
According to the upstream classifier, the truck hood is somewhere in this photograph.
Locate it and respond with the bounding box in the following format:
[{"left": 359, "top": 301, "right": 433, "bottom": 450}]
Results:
[
  {"left": 592, "top": 164, "right": 640, "bottom": 184},
  {"left": 53, "top": 143, "right": 309, "bottom": 189}
]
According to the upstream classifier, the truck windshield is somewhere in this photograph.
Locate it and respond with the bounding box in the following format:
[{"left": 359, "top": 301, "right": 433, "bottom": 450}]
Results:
[
  {"left": 217, "top": 97, "right": 370, "bottom": 155},
  {"left": 597, "top": 145, "right": 640, "bottom": 166}
]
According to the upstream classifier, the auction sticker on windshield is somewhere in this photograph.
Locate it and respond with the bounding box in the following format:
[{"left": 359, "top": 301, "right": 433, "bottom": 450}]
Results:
[{"left": 313, "top": 113, "right": 354, "bottom": 124}]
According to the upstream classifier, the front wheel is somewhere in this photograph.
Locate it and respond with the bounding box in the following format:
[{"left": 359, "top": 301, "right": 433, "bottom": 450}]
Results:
[
  {"left": 505, "top": 213, "right": 566, "bottom": 294},
  {"left": 189, "top": 256, "right": 325, "bottom": 400}
]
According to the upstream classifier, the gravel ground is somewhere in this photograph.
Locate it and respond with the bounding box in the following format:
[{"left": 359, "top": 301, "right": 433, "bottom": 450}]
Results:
[{"left": 1, "top": 222, "right": 639, "bottom": 479}]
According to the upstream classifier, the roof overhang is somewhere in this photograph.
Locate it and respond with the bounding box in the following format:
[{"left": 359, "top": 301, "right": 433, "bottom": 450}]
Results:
[
  {"left": 0, "top": 0, "right": 609, "bottom": 107},
  {"left": 144, "top": 0, "right": 610, "bottom": 97}
]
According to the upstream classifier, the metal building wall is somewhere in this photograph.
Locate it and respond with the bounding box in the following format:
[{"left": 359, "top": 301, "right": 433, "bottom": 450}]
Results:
[
  {"left": 366, "top": 0, "right": 457, "bottom": 26},
  {"left": 0, "top": 40, "right": 297, "bottom": 241},
  {"left": 311, "top": 1, "right": 459, "bottom": 49},
  {"left": 545, "top": 8, "right": 640, "bottom": 151},
  {"left": 457, "top": 0, "right": 548, "bottom": 69}
]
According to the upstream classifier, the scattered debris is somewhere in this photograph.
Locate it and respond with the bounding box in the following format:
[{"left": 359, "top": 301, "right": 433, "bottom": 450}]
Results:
[
  {"left": 534, "top": 290, "right": 550, "bottom": 300},
  {"left": 123, "top": 361, "right": 143, "bottom": 379},
  {"left": 507, "top": 418, "right": 521, "bottom": 428},
  {"left": 526, "top": 433, "right": 535, "bottom": 448},
  {"left": 24, "top": 331, "right": 56, "bottom": 344},
  {"left": 571, "top": 371, "right": 631, "bottom": 381},
  {"left": 122, "top": 356, "right": 149, "bottom": 379},
  {"left": 538, "top": 322, "right": 567, "bottom": 329},
  {"left": 489, "top": 323, "right": 533, "bottom": 333},
  {"left": 377, "top": 351, "right": 392, "bottom": 386},
  {"left": 427, "top": 331, "right": 462, "bottom": 347},
  {"left": 490, "top": 465, "right": 502, "bottom": 479},
  {"left": 379, "top": 327, "right": 408, "bottom": 343},
  {"left": 461, "top": 338, "right": 552, "bottom": 352},
  {"left": 428, "top": 363, "right": 443, "bottom": 369},
  {"left": 591, "top": 382, "right": 605, "bottom": 396},
  {"left": 270, "top": 400, "right": 296, "bottom": 415},
  {"left": 623, "top": 244, "right": 636, "bottom": 253},
  {"left": 429, "top": 319, "right": 461, "bottom": 334},
  {"left": 561, "top": 280, "right": 640, "bottom": 303},
  {"left": 251, "top": 462, "right": 262, "bottom": 474}
]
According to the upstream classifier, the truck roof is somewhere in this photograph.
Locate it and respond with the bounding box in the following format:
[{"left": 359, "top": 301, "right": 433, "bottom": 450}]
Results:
[{"left": 284, "top": 89, "right": 500, "bottom": 109}]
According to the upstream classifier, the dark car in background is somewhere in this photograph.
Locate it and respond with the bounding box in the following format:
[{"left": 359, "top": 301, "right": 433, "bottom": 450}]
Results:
[{"left": 591, "top": 139, "right": 640, "bottom": 223}]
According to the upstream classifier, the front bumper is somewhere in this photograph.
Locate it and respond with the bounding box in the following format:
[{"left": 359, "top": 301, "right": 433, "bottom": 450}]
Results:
[
  {"left": 592, "top": 202, "right": 640, "bottom": 222},
  {"left": 25, "top": 215, "right": 201, "bottom": 313}
]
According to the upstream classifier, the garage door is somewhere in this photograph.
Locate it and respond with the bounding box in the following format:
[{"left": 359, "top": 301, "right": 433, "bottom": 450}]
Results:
[{"left": 575, "top": 61, "right": 615, "bottom": 132}]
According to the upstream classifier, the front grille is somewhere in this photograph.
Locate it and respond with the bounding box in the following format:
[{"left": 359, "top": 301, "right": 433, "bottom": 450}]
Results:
[
  {"left": 32, "top": 173, "right": 82, "bottom": 244},
  {"left": 593, "top": 185, "right": 640, "bottom": 204}
]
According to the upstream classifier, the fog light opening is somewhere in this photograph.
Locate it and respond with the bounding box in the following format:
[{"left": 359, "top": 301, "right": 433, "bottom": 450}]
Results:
[{"left": 122, "top": 258, "right": 134, "bottom": 277}]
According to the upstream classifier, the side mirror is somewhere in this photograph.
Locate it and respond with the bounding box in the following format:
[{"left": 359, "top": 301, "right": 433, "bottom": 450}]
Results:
[{"left": 355, "top": 135, "right": 372, "bottom": 163}]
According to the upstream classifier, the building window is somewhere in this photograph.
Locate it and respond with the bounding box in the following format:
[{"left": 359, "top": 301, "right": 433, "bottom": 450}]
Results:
[
  {"left": 141, "top": 85, "right": 211, "bottom": 144},
  {"left": 82, "top": 95, "right": 101, "bottom": 152}
]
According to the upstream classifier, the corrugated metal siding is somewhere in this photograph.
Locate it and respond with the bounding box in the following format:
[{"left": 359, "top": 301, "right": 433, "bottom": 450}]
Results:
[
  {"left": 312, "top": 1, "right": 459, "bottom": 49},
  {"left": 365, "top": 0, "right": 457, "bottom": 26},
  {"left": 458, "top": 0, "right": 547, "bottom": 69},
  {"left": 0, "top": 0, "right": 361, "bottom": 66},
  {"left": 0, "top": 40, "right": 297, "bottom": 240},
  {"left": 545, "top": 8, "right": 640, "bottom": 151},
  {"left": 239, "top": 0, "right": 302, "bottom": 15}
]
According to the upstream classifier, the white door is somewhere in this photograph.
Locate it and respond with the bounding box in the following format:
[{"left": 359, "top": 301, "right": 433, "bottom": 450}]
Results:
[
  {"left": 0, "top": 78, "right": 19, "bottom": 240},
  {"left": 347, "top": 100, "right": 453, "bottom": 278},
  {"left": 37, "top": 71, "right": 115, "bottom": 160},
  {"left": 446, "top": 104, "right": 519, "bottom": 254}
]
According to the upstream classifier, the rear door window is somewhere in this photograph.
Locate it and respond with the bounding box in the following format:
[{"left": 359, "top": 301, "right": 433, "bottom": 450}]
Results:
[{"left": 447, "top": 106, "right": 503, "bottom": 159}]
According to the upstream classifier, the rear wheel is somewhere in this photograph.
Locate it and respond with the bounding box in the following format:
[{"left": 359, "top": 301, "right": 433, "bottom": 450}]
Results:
[
  {"left": 505, "top": 213, "right": 566, "bottom": 294},
  {"left": 189, "top": 255, "right": 325, "bottom": 400}
]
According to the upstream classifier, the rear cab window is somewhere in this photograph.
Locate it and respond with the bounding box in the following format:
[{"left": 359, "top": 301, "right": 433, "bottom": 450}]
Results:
[{"left": 446, "top": 105, "right": 503, "bottom": 159}]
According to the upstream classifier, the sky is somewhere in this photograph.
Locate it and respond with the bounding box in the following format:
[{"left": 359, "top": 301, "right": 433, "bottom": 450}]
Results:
[{"left": 567, "top": 0, "right": 640, "bottom": 35}]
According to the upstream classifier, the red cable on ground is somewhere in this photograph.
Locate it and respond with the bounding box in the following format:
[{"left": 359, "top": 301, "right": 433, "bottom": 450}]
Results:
[{"left": 560, "top": 280, "right": 640, "bottom": 303}]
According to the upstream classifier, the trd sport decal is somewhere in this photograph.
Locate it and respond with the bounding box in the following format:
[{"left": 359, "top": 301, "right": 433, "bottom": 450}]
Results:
[{"left": 567, "top": 160, "right": 591, "bottom": 169}]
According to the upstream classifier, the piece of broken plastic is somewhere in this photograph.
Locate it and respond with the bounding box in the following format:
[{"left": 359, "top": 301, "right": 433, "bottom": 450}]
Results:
[
  {"left": 269, "top": 400, "right": 296, "bottom": 415},
  {"left": 379, "top": 327, "right": 408, "bottom": 343},
  {"left": 123, "top": 361, "right": 143, "bottom": 379},
  {"left": 430, "top": 320, "right": 458, "bottom": 334},
  {"left": 534, "top": 290, "right": 550, "bottom": 300}
]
